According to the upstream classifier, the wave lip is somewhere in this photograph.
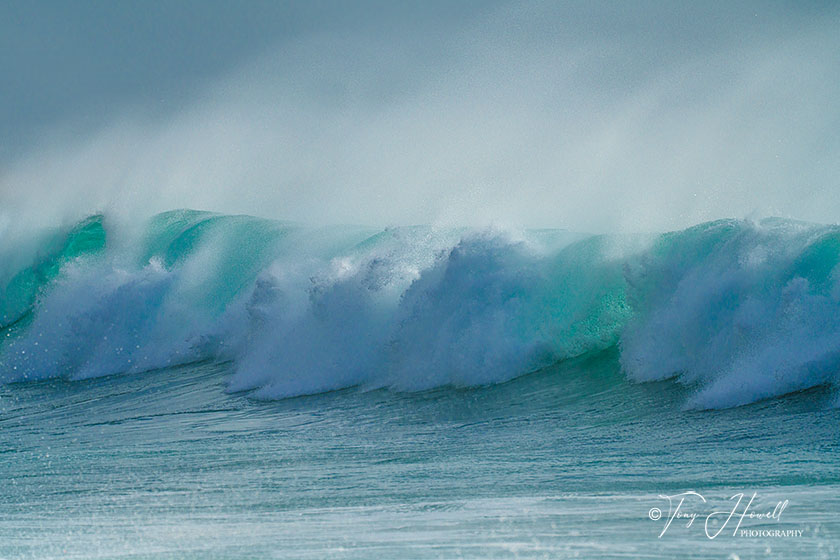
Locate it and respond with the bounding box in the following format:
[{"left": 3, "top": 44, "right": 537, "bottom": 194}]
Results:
[{"left": 1, "top": 212, "right": 839, "bottom": 409}]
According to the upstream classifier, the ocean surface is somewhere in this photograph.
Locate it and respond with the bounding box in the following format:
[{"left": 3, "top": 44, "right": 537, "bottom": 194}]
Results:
[{"left": 1, "top": 211, "right": 839, "bottom": 558}]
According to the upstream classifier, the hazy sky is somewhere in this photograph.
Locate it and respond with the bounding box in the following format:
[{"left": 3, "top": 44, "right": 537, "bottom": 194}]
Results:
[{"left": 1, "top": 0, "right": 839, "bottom": 232}]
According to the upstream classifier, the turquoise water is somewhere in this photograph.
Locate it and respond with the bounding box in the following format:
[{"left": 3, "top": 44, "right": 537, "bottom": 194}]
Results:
[
  {"left": 2, "top": 212, "right": 840, "bottom": 558},
  {"left": 1, "top": 352, "right": 838, "bottom": 559}
]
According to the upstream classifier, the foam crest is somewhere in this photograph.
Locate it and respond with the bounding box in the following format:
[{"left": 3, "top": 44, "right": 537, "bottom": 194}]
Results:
[{"left": 2, "top": 212, "right": 839, "bottom": 409}]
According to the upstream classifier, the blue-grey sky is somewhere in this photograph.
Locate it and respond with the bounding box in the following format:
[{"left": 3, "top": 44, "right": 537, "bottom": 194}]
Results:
[
  {"left": 2, "top": 1, "right": 839, "bottom": 231},
  {"left": 1, "top": 0, "right": 502, "bottom": 157}
]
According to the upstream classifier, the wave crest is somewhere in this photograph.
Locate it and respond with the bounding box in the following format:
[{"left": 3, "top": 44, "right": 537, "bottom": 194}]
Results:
[{"left": 2, "top": 212, "right": 839, "bottom": 409}]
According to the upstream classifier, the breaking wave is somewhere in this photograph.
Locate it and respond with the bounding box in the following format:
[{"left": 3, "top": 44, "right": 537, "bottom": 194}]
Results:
[{"left": 1, "top": 210, "right": 839, "bottom": 409}]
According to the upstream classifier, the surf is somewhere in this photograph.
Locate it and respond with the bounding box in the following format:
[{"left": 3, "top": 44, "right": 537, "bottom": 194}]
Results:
[{"left": 1, "top": 210, "right": 839, "bottom": 410}]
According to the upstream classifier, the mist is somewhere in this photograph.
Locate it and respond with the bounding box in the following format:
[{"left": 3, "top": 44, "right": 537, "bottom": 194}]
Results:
[{"left": 2, "top": 0, "right": 839, "bottom": 234}]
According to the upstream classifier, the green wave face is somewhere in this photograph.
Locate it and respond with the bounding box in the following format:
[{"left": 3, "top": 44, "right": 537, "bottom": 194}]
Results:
[
  {"left": 0, "top": 215, "right": 106, "bottom": 330},
  {"left": 138, "top": 211, "right": 295, "bottom": 314}
]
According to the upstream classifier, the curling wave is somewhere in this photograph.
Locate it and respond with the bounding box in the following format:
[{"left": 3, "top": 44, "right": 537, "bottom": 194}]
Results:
[{"left": 1, "top": 211, "right": 839, "bottom": 409}]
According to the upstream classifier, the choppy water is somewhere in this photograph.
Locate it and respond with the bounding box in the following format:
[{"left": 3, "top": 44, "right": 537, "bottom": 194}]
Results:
[{"left": 1, "top": 351, "right": 838, "bottom": 559}]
